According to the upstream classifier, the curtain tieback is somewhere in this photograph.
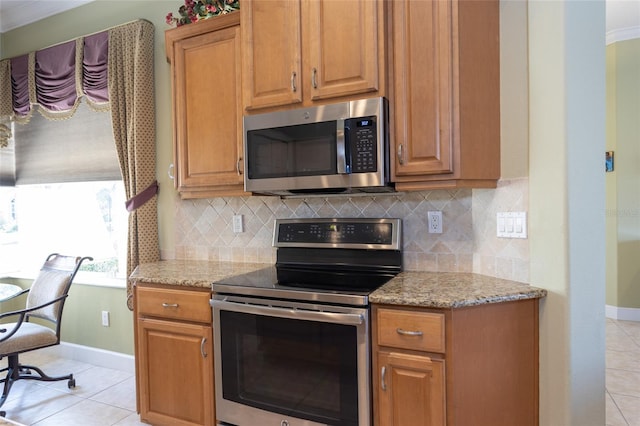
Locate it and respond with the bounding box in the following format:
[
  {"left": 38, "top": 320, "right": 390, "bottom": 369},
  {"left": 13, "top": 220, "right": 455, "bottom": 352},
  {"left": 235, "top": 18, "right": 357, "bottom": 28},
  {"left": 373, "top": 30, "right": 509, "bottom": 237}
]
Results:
[{"left": 125, "top": 181, "right": 158, "bottom": 212}]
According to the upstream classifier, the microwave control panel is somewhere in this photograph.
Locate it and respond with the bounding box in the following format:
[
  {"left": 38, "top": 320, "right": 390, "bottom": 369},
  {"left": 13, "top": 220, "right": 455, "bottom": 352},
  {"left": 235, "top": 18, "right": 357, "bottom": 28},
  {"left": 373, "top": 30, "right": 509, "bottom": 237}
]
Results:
[{"left": 346, "top": 117, "right": 377, "bottom": 173}]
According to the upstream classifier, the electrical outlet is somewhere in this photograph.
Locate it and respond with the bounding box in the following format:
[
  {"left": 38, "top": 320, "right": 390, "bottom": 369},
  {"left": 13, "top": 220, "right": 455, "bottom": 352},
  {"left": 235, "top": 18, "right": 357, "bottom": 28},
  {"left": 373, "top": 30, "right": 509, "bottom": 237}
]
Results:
[
  {"left": 232, "top": 214, "right": 243, "bottom": 233},
  {"left": 101, "top": 311, "right": 110, "bottom": 327},
  {"left": 427, "top": 211, "right": 443, "bottom": 234}
]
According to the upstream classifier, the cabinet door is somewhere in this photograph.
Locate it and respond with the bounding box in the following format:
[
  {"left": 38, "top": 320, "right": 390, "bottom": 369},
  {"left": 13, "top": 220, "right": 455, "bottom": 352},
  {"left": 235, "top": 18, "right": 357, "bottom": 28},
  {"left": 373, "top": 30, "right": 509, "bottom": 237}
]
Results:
[
  {"left": 305, "top": 0, "right": 381, "bottom": 101},
  {"left": 138, "top": 318, "right": 214, "bottom": 426},
  {"left": 242, "top": 0, "right": 303, "bottom": 110},
  {"left": 391, "top": 0, "right": 453, "bottom": 178},
  {"left": 377, "top": 351, "right": 445, "bottom": 426},
  {"left": 171, "top": 20, "right": 244, "bottom": 196}
]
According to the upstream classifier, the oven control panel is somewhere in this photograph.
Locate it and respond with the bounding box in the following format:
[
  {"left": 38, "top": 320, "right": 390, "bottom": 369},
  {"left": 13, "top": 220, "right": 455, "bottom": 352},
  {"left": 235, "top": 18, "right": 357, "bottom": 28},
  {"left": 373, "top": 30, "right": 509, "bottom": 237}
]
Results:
[{"left": 273, "top": 218, "right": 401, "bottom": 250}]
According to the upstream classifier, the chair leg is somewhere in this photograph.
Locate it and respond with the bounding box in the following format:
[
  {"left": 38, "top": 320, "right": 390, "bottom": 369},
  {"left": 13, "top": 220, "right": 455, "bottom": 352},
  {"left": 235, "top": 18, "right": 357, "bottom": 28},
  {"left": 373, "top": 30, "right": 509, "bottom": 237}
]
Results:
[
  {"left": 0, "top": 355, "right": 76, "bottom": 416},
  {"left": 0, "top": 355, "right": 20, "bottom": 417},
  {"left": 18, "top": 363, "right": 75, "bottom": 387}
]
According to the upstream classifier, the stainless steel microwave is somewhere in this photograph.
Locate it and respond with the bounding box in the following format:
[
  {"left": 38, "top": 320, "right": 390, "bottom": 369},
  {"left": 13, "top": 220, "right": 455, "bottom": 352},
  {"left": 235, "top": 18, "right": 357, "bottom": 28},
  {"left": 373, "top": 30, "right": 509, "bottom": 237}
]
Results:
[{"left": 243, "top": 97, "right": 391, "bottom": 196}]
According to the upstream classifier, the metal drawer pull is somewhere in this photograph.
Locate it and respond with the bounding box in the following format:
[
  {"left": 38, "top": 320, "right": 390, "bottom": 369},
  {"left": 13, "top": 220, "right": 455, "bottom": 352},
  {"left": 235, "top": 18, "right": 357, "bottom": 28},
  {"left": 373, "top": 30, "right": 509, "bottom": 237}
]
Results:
[
  {"left": 168, "top": 163, "right": 174, "bottom": 180},
  {"left": 291, "top": 71, "right": 297, "bottom": 92},
  {"left": 381, "top": 366, "right": 387, "bottom": 391},
  {"left": 161, "top": 303, "right": 179, "bottom": 308},
  {"left": 312, "top": 67, "right": 318, "bottom": 89},
  {"left": 396, "top": 328, "right": 423, "bottom": 336},
  {"left": 200, "top": 338, "right": 207, "bottom": 358}
]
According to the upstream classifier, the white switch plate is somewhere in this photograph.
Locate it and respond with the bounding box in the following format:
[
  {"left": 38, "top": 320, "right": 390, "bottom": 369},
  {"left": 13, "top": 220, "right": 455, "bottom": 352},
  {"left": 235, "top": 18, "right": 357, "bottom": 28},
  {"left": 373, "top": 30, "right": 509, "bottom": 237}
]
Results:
[
  {"left": 101, "top": 311, "right": 110, "bottom": 327},
  {"left": 497, "top": 212, "right": 527, "bottom": 239},
  {"left": 232, "top": 214, "right": 243, "bottom": 233}
]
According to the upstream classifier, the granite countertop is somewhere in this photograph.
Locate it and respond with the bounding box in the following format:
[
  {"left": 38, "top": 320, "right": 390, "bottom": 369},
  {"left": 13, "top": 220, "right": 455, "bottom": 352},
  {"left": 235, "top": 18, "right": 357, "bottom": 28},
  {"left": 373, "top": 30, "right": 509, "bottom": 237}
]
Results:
[
  {"left": 130, "top": 260, "right": 547, "bottom": 308},
  {"left": 369, "top": 271, "right": 547, "bottom": 308},
  {"left": 129, "top": 260, "right": 272, "bottom": 289}
]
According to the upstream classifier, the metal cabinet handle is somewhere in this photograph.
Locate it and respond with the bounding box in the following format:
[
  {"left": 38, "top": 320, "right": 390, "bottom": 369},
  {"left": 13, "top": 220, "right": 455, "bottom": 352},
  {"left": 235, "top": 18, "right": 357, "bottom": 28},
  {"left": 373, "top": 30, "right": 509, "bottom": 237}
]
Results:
[
  {"left": 291, "top": 71, "right": 297, "bottom": 92},
  {"left": 168, "top": 163, "right": 175, "bottom": 180},
  {"left": 397, "top": 144, "right": 405, "bottom": 165},
  {"left": 236, "top": 157, "right": 243, "bottom": 176},
  {"left": 200, "top": 338, "right": 208, "bottom": 358},
  {"left": 381, "top": 366, "right": 387, "bottom": 391},
  {"left": 162, "top": 303, "right": 179, "bottom": 308},
  {"left": 312, "top": 67, "right": 318, "bottom": 89},
  {"left": 211, "top": 299, "right": 364, "bottom": 325},
  {"left": 396, "top": 327, "right": 423, "bottom": 336}
]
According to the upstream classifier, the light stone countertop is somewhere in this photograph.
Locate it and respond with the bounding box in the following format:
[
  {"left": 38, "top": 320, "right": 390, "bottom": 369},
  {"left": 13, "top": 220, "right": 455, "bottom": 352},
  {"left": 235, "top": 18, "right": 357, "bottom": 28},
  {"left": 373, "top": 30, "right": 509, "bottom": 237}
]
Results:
[
  {"left": 369, "top": 271, "right": 547, "bottom": 308},
  {"left": 130, "top": 260, "right": 546, "bottom": 308},
  {"left": 129, "top": 260, "right": 272, "bottom": 289}
]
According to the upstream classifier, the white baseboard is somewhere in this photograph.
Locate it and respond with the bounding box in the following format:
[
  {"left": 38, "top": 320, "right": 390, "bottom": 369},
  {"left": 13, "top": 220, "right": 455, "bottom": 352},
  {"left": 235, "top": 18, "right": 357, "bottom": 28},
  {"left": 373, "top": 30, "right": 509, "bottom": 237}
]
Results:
[
  {"left": 606, "top": 305, "right": 640, "bottom": 322},
  {"left": 39, "top": 342, "right": 135, "bottom": 374}
]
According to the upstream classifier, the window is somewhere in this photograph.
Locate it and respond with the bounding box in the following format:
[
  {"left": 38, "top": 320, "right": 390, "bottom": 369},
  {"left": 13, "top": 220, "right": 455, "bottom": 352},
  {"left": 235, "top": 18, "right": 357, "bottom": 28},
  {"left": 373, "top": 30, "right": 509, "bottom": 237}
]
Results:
[{"left": 0, "top": 102, "right": 127, "bottom": 284}]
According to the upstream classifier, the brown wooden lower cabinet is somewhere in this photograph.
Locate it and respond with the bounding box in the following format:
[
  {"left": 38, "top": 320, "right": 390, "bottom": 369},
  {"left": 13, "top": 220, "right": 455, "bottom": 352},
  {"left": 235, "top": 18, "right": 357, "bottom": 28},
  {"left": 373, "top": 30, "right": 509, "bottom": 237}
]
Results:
[
  {"left": 373, "top": 300, "right": 539, "bottom": 426},
  {"left": 377, "top": 351, "right": 446, "bottom": 426},
  {"left": 134, "top": 283, "right": 215, "bottom": 426}
]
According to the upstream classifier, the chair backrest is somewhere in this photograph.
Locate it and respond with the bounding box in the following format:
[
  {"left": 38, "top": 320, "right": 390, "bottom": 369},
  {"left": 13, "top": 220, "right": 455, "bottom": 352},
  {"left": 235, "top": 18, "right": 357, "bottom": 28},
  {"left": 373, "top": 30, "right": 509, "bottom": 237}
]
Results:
[{"left": 25, "top": 254, "right": 92, "bottom": 329}]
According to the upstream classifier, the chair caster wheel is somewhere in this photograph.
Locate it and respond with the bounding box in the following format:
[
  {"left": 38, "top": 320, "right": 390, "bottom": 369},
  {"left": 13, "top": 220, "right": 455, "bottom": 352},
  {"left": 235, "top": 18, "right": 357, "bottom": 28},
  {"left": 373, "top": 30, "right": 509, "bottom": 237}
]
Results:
[{"left": 68, "top": 378, "right": 75, "bottom": 388}]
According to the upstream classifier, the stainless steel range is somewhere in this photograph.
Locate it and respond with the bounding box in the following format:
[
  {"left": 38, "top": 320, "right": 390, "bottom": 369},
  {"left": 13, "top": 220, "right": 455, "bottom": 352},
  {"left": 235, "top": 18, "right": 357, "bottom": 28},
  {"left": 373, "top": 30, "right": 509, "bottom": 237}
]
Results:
[{"left": 211, "top": 218, "right": 402, "bottom": 426}]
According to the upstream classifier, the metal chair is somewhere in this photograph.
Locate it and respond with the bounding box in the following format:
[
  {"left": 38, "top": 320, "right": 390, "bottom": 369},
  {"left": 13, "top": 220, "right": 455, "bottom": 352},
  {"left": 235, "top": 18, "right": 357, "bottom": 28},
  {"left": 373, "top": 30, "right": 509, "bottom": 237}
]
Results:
[{"left": 0, "top": 253, "right": 92, "bottom": 417}]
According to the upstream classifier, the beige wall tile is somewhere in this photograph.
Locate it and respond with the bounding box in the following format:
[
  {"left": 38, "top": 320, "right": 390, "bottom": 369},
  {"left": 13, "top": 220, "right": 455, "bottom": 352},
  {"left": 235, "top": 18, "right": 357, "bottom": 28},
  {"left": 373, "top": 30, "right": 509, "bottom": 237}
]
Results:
[{"left": 173, "top": 178, "right": 530, "bottom": 281}]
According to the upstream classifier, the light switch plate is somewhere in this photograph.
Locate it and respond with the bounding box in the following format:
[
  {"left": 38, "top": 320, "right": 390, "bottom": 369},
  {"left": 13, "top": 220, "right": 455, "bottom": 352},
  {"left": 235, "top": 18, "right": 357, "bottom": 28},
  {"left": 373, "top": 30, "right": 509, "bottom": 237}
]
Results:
[
  {"left": 232, "top": 214, "right": 243, "bottom": 233},
  {"left": 497, "top": 212, "right": 527, "bottom": 239}
]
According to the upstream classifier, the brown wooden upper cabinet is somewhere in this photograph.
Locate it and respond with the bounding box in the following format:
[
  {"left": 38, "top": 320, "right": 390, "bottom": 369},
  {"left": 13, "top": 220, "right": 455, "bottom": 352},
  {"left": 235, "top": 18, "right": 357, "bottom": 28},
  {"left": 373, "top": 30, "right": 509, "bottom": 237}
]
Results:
[
  {"left": 165, "top": 13, "right": 247, "bottom": 198},
  {"left": 390, "top": 0, "right": 500, "bottom": 190},
  {"left": 241, "top": 0, "right": 387, "bottom": 111}
]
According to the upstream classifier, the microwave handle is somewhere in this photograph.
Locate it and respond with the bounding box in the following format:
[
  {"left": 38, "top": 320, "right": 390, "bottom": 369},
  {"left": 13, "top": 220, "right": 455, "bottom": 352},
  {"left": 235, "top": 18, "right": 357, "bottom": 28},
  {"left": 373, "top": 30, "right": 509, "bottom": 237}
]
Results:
[{"left": 336, "top": 119, "right": 348, "bottom": 174}]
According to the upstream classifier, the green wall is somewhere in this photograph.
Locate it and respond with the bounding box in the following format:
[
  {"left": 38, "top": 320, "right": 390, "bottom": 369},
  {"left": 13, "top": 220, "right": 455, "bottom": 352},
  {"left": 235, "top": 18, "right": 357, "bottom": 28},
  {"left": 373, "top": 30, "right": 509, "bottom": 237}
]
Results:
[
  {"left": 0, "top": 0, "right": 179, "bottom": 355},
  {"left": 0, "top": 277, "right": 134, "bottom": 355},
  {"left": 606, "top": 38, "right": 640, "bottom": 309}
]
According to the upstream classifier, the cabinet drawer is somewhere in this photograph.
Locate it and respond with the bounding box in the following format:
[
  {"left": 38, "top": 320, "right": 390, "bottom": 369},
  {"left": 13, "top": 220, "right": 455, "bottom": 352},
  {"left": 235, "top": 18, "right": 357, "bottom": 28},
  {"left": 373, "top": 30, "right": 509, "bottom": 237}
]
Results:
[
  {"left": 377, "top": 308, "right": 445, "bottom": 353},
  {"left": 136, "top": 285, "right": 212, "bottom": 323}
]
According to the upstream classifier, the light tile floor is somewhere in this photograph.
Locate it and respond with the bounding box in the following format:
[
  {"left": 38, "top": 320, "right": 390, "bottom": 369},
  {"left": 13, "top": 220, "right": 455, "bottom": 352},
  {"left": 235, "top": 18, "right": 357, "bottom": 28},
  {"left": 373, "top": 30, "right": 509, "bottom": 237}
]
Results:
[
  {"left": 0, "top": 319, "right": 638, "bottom": 425},
  {"left": 607, "top": 318, "right": 640, "bottom": 426},
  {"left": 0, "top": 351, "right": 144, "bottom": 426}
]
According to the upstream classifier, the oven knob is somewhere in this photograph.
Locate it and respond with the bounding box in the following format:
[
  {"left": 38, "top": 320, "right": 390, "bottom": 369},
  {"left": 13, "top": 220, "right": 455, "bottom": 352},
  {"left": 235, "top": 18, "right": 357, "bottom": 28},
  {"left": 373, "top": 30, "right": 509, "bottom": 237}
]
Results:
[{"left": 281, "top": 421, "right": 289, "bottom": 426}]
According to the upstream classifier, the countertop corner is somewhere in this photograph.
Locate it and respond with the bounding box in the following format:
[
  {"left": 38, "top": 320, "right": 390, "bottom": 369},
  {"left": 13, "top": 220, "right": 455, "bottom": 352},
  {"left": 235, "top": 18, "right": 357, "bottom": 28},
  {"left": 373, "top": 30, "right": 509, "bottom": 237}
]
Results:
[{"left": 369, "top": 271, "right": 547, "bottom": 308}]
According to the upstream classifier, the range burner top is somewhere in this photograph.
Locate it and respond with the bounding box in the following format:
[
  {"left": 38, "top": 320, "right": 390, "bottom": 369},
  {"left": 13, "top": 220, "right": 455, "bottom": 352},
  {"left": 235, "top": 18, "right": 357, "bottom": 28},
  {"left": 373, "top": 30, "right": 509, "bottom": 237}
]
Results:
[{"left": 212, "top": 218, "right": 402, "bottom": 307}]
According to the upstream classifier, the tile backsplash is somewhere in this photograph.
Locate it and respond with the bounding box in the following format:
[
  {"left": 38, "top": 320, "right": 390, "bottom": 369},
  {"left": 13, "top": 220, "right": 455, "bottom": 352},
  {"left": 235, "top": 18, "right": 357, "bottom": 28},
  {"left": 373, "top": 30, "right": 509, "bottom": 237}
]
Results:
[{"left": 172, "top": 178, "right": 529, "bottom": 283}]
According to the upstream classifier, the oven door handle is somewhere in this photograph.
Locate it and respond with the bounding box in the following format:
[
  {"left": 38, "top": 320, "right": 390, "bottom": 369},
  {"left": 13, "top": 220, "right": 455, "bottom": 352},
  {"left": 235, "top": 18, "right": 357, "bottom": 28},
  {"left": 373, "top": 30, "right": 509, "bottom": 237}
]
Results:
[{"left": 211, "top": 299, "right": 364, "bottom": 325}]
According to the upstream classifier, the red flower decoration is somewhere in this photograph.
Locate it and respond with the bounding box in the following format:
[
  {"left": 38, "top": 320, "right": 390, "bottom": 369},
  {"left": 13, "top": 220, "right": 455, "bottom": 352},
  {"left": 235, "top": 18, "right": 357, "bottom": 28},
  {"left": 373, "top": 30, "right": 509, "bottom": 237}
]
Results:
[{"left": 166, "top": 0, "right": 239, "bottom": 27}]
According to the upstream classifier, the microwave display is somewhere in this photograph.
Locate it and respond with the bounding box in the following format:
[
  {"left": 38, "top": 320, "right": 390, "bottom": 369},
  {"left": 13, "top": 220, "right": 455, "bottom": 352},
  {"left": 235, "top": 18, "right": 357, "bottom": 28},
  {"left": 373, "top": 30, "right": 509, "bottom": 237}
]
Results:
[{"left": 347, "top": 117, "right": 377, "bottom": 173}]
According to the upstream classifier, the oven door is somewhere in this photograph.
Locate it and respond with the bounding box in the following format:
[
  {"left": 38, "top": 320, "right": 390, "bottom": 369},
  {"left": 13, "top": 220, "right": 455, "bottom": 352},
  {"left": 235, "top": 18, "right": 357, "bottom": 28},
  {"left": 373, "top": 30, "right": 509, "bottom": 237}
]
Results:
[{"left": 211, "top": 295, "right": 371, "bottom": 426}]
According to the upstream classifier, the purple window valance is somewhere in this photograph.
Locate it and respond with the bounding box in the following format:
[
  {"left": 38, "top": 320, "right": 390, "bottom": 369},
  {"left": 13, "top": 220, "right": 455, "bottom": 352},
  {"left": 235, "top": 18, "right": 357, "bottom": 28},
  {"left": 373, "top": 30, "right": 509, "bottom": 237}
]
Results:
[
  {"left": 8, "top": 30, "right": 109, "bottom": 120},
  {"left": 35, "top": 41, "right": 77, "bottom": 112},
  {"left": 83, "top": 31, "right": 109, "bottom": 104},
  {"left": 10, "top": 55, "right": 29, "bottom": 116}
]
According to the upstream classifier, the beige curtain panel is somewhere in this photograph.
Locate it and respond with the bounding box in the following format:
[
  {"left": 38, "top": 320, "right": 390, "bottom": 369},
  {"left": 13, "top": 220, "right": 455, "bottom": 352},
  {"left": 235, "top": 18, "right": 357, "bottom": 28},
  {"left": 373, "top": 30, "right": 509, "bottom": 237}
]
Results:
[{"left": 108, "top": 20, "right": 160, "bottom": 310}]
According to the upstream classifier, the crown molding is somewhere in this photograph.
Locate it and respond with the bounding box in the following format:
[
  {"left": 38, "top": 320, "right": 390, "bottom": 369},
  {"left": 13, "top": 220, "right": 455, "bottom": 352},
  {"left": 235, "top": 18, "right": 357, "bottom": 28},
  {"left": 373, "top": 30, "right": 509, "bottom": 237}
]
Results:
[{"left": 607, "top": 26, "right": 640, "bottom": 45}]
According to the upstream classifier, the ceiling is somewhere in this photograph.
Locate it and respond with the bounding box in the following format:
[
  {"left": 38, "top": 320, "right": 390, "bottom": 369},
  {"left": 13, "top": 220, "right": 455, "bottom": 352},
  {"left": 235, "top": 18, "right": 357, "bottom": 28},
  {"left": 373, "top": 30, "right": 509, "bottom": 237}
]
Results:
[
  {"left": 0, "top": 0, "right": 94, "bottom": 34},
  {"left": 0, "top": 0, "right": 638, "bottom": 35}
]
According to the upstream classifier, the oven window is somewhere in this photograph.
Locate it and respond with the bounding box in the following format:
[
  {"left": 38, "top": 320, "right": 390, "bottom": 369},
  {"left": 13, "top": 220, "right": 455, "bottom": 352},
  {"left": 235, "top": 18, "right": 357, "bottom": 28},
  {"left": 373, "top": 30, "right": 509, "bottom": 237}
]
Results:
[
  {"left": 220, "top": 310, "right": 359, "bottom": 426},
  {"left": 246, "top": 121, "right": 337, "bottom": 179}
]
